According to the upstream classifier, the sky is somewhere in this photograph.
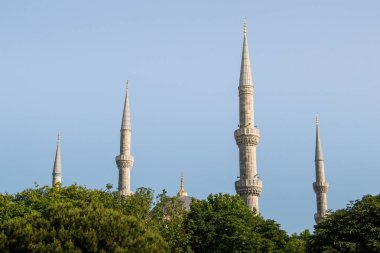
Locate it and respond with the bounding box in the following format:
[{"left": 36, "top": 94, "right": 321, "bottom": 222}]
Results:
[{"left": 0, "top": 1, "right": 379, "bottom": 234}]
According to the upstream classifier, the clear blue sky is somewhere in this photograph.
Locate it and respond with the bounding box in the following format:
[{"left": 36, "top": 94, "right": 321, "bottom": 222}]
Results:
[{"left": 0, "top": 1, "right": 379, "bottom": 234}]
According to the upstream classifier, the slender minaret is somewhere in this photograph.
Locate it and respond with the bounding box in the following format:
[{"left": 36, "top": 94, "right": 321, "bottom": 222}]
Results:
[
  {"left": 234, "top": 20, "right": 263, "bottom": 213},
  {"left": 52, "top": 132, "right": 62, "bottom": 187},
  {"left": 313, "top": 115, "right": 329, "bottom": 223},
  {"left": 177, "top": 174, "right": 188, "bottom": 197},
  {"left": 115, "top": 81, "right": 134, "bottom": 196}
]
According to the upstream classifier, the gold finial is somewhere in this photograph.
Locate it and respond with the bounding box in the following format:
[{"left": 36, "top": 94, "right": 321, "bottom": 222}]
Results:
[
  {"left": 243, "top": 18, "right": 247, "bottom": 35},
  {"left": 126, "top": 80, "right": 129, "bottom": 90},
  {"left": 316, "top": 113, "right": 319, "bottom": 125},
  {"left": 177, "top": 173, "right": 188, "bottom": 197}
]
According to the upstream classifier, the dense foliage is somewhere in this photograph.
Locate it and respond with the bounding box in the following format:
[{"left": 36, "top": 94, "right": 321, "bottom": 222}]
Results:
[
  {"left": 152, "top": 190, "right": 192, "bottom": 253},
  {"left": 186, "top": 194, "right": 288, "bottom": 253},
  {"left": 1, "top": 184, "right": 378, "bottom": 253},
  {"left": 308, "top": 194, "right": 380, "bottom": 253},
  {"left": 285, "top": 230, "right": 310, "bottom": 253},
  {"left": 0, "top": 185, "right": 167, "bottom": 253}
]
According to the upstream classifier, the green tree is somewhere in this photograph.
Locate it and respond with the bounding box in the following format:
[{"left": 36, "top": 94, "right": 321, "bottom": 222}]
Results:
[
  {"left": 152, "top": 190, "right": 192, "bottom": 253},
  {"left": 284, "top": 230, "right": 311, "bottom": 253},
  {"left": 0, "top": 185, "right": 168, "bottom": 253},
  {"left": 186, "top": 193, "right": 289, "bottom": 253},
  {"left": 308, "top": 194, "right": 380, "bottom": 253}
]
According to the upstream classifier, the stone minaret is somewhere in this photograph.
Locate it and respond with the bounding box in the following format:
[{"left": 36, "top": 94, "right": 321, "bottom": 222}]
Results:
[
  {"left": 52, "top": 132, "right": 62, "bottom": 187},
  {"left": 234, "top": 21, "right": 263, "bottom": 213},
  {"left": 115, "top": 81, "right": 134, "bottom": 196},
  {"left": 313, "top": 115, "right": 329, "bottom": 223},
  {"left": 177, "top": 174, "right": 188, "bottom": 197}
]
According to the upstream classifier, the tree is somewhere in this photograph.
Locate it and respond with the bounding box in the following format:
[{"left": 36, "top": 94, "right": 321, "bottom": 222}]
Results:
[
  {"left": 0, "top": 185, "right": 168, "bottom": 253},
  {"left": 284, "top": 230, "right": 311, "bottom": 253},
  {"left": 308, "top": 194, "right": 380, "bottom": 253},
  {"left": 186, "top": 193, "right": 289, "bottom": 253},
  {"left": 151, "top": 190, "right": 192, "bottom": 253}
]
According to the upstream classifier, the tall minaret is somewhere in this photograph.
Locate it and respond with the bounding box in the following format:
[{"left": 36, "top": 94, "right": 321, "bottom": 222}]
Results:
[
  {"left": 52, "top": 132, "right": 62, "bottom": 187},
  {"left": 115, "top": 81, "right": 134, "bottom": 196},
  {"left": 234, "top": 20, "right": 263, "bottom": 213},
  {"left": 313, "top": 115, "right": 329, "bottom": 223}
]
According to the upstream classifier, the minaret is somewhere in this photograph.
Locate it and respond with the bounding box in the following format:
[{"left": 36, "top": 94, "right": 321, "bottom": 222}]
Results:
[
  {"left": 234, "top": 20, "right": 263, "bottom": 213},
  {"left": 313, "top": 115, "right": 329, "bottom": 223},
  {"left": 115, "top": 81, "right": 134, "bottom": 196},
  {"left": 52, "top": 132, "right": 62, "bottom": 187},
  {"left": 177, "top": 174, "right": 188, "bottom": 197}
]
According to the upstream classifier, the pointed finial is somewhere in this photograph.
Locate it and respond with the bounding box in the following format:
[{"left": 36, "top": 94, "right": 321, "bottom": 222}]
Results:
[
  {"left": 126, "top": 80, "right": 129, "bottom": 90},
  {"left": 177, "top": 172, "right": 188, "bottom": 197},
  {"left": 180, "top": 173, "right": 184, "bottom": 188},
  {"left": 243, "top": 18, "right": 247, "bottom": 35},
  {"left": 58, "top": 131, "right": 61, "bottom": 143},
  {"left": 316, "top": 113, "right": 319, "bottom": 125}
]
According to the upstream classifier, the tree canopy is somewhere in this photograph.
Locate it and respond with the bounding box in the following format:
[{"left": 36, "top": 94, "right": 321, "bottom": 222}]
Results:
[
  {"left": 0, "top": 185, "right": 167, "bottom": 253},
  {"left": 186, "top": 194, "right": 289, "bottom": 253},
  {"left": 308, "top": 194, "right": 380, "bottom": 253},
  {"left": 0, "top": 184, "right": 378, "bottom": 253}
]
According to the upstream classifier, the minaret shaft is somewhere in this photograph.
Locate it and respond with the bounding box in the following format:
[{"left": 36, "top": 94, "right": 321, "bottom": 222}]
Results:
[
  {"left": 239, "top": 146, "right": 258, "bottom": 179},
  {"left": 118, "top": 166, "right": 131, "bottom": 195},
  {"left": 313, "top": 116, "right": 329, "bottom": 223},
  {"left": 120, "top": 129, "right": 131, "bottom": 155},
  {"left": 116, "top": 82, "right": 134, "bottom": 196},
  {"left": 315, "top": 160, "right": 325, "bottom": 183},
  {"left": 234, "top": 21, "right": 262, "bottom": 213},
  {"left": 239, "top": 93, "right": 254, "bottom": 128}
]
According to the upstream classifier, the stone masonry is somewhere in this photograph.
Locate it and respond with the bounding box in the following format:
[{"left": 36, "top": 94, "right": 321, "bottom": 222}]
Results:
[
  {"left": 115, "top": 81, "right": 134, "bottom": 196},
  {"left": 313, "top": 115, "right": 329, "bottom": 223},
  {"left": 234, "top": 21, "right": 263, "bottom": 213}
]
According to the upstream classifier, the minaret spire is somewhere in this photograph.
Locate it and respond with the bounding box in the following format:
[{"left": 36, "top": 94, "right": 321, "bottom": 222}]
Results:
[
  {"left": 120, "top": 80, "right": 131, "bottom": 154},
  {"left": 115, "top": 81, "right": 134, "bottom": 196},
  {"left": 313, "top": 114, "right": 329, "bottom": 223},
  {"left": 234, "top": 20, "right": 263, "bottom": 213},
  {"left": 52, "top": 131, "right": 62, "bottom": 187},
  {"left": 315, "top": 114, "right": 324, "bottom": 162},
  {"left": 177, "top": 173, "right": 188, "bottom": 197},
  {"left": 239, "top": 18, "right": 253, "bottom": 89}
]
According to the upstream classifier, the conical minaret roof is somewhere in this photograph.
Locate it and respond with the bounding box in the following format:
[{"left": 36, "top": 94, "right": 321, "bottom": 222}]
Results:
[
  {"left": 121, "top": 81, "right": 131, "bottom": 130},
  {"left": 315, "top": 114, "right": 324, "bottom": 162},
  {"left": 52, "top": 131, "right": 62, "bottom": 187},
  {"left": 239, "top": 20, "right": 253, "bottom": 87},
  {"left": 53, "top": 132, "right": 62, "bottom": 174}
]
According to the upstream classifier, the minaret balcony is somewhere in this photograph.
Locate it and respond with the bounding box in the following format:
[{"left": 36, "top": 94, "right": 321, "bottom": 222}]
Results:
[
  {"left": 238, "top": 85, "right": 254, "bottom": 95},
  {"left": 314, "top": 211, "right": 329, "bottom": 223},
  {"left": 313, "top": 181, "right": 329, "bottom": 193},
  {"left": 235, "top": 179, "right": 263, "bottom": 196},
  {"left": 115, "top": 154, "right": 134, "bottom": 168},
  {"left": 234, "top": 127, "right": 260, "bottom": 146},
  {"left": 234, "top": 127, "right": 260, "bottom": 137}
]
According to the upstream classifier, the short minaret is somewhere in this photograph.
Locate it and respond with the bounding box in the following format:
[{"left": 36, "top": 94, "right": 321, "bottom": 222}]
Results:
[
  {"left": 52, "top": 132, "right": 62, "bottom": 187},
  {"left": 177, "top": 174, "right": 188, "bottom": 197},
  {"left": 115, "top": 81, "right": 134, "bottom": 196},
  {"left": 234, "top": 20, "right": 263, "bottom": 213},
  {"left": 313, "top": 115, "right": 329, "bottom": 223}
]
